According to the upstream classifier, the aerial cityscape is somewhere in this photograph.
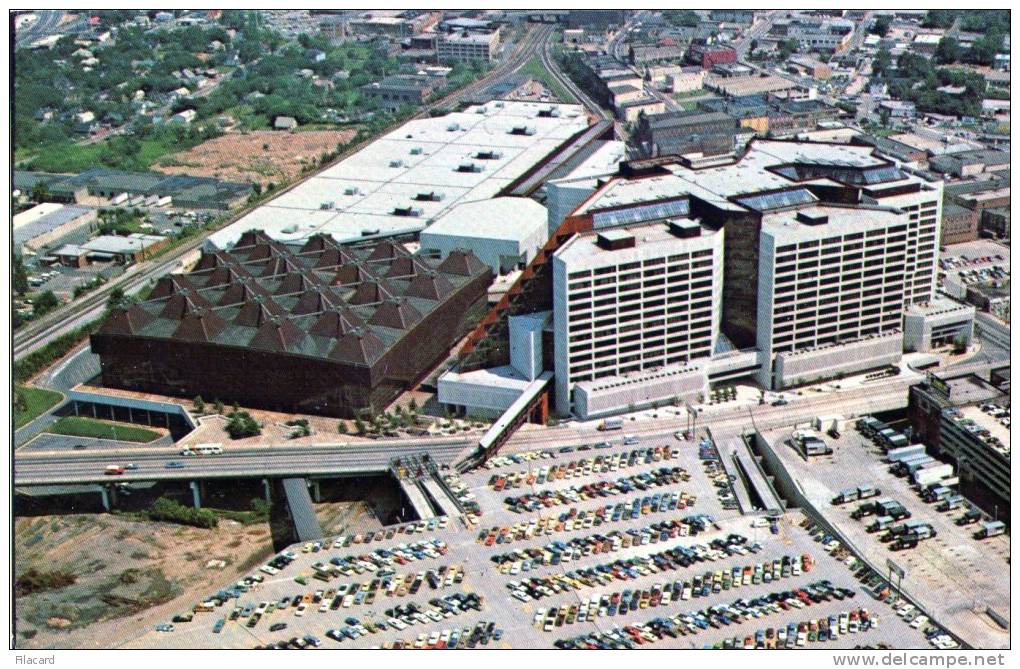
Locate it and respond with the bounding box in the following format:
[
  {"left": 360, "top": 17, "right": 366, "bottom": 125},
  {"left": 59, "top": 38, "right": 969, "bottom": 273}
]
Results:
[{"left": 9, "top": 8, "right": 1011, "bottom": 656}]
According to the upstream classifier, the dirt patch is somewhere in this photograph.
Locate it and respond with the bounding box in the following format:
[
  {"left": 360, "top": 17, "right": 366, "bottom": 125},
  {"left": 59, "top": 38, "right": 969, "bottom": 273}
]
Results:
[
  {"left": 153, "top": 129, "right": 356, "bottom": 186},
  {"left": 14, "top": 512, "right": 273, "bottom": 649}
]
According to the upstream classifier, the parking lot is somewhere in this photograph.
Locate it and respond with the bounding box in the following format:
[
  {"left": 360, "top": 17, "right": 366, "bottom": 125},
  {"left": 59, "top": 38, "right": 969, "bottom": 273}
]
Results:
[
  {"left": 759, "top": 425, "right": 1010, "bottom": 649},
  {"left": 129, "top": 432, "right": 946, "bottom": 650}
]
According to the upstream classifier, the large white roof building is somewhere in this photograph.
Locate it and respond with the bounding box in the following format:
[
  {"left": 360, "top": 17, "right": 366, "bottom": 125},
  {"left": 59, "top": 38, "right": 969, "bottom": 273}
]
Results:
[{"left": 206, "top": 101, "right": 589, "bottom": 250}]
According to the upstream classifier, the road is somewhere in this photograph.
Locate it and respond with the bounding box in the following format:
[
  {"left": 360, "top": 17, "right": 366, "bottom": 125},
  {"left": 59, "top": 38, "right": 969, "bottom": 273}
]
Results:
[
  {"left": 13, "top": 23, "right": 554, "bottom": 360},
  {"left": 14, "top": 440, "right": 473, "bottom": 486},
  {"left": 733, "top": 11, "right": 780, "bottom": 59},
  {"left": 14, "top": 375, "right": 913, "bottom": 486}
]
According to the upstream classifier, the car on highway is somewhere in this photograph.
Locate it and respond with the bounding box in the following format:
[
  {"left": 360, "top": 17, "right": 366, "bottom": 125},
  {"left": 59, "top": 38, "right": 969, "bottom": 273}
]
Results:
[
  {"left": 104, "top": 465, "right": 124, "bottom": 475},
  {"left": 165, "top": 461, "right": 185, "bottom": 469},
  {"left": 155, "top": 623, "right": 174, "bottom": 632},
  {"left": 73, "top": 443, "right": 87, "bottom": 450},
  {"left": 125, "top": 463, "right": 138, "bottom": 470}
]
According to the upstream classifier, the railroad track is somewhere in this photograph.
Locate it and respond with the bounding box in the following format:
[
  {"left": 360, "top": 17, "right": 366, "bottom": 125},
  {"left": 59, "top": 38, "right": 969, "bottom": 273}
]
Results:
[{"left": 14, "top": 24, "right": 553, "bottom": 359}]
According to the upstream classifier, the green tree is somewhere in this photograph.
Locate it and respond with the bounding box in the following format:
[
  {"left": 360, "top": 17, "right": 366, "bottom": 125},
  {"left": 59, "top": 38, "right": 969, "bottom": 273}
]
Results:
[
  {"left": 663, "top": 10, "right": 700, "bottom": 27},
  {"left": 107, "top": 286, "right": 126, "bottom": 310},
  {"left": 408, "top": 397, "right": 418, "bottom": 413},
  {"left": 193, "top": 395, "right": 205, "bottom": 413},
  {"left": 872, "top": 48, "right": 892, "bottom": 77},
  {"left": 13, "top": 255, "right": 29, "bottom": 295},
  {"left": 30, "top": 182, "right": 50, "bottom": 203},
  {"left": 869, "top": 15, "right": 891, "bottom": 37},
  {"left": 935, "top": 37, "right": 961, "bottom": 65},
  {"left": 778, "top": 38, "right": 799, "bottom": 60},
  {"left": 214, "top": 399, "right": 224, "bottom": 414},
  {"left": 337, "top": 421, "right": 348, "bottom": 435},
  {"left": 33, "top": 290, "right": 59, "bottom": 317},
  {"left": 353, "top": 417, "right": 366, "bottom": 435}
]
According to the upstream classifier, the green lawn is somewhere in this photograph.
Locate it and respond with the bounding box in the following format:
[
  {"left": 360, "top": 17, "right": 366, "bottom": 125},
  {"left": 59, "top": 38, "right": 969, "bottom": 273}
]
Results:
[
  {"left": 14, "top": 385, "right": 64, "bottom": 429},
  {"left": 46, "top": 416, "right": 160, "bottom": 443},
  {"left": 517, "top": 56, "right": 573, "bottom": 103}
]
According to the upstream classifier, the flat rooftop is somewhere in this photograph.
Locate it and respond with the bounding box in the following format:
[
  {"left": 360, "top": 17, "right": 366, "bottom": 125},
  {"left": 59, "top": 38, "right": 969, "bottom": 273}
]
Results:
[
  {"left": 905, "top": 296, "right": 975, "bottom": 318},
  {"left": 422, "top": 197, "right": 546, "bottom": 242},
  {"left": 955, "top": 405, "right": 1010, "bottom": 456},
  {"left": 941, "top": 373, "right": 1005, "bottom": 406},
  {"left": 207, "top": 101, "right": 589, "bottom": 250},
  {"left": 554, "top": 219, "right": 719, "bottom": 266},
  {"left": 762, "top": 204, "right": 905, "bottom": 240},
  {"left": 575, "top": 139, "right": 917, "bottom": 217}
]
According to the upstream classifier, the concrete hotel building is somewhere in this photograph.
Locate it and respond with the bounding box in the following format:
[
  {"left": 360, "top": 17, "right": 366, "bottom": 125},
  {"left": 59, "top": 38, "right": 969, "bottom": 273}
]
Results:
[
  {"left": 552, "top": 220, "right": 724, "bottom": 415},
  {"left": 454, "top": 139, "right": 945, "bottom": 418}
]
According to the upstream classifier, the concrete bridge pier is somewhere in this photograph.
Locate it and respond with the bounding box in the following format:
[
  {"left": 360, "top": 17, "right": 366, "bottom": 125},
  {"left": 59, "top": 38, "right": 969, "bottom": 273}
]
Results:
[
  {"left": 308, "top": 479, "right": 322, "bottom": 503},
  {"left": 100, "top": 486, "right": 112, "bottom": 511},
  {"left": 262, "top": 478, "right": 272, "bottom": 503},
  {"left": 190, "top": 480, "right": 202, "bottom": 509}
]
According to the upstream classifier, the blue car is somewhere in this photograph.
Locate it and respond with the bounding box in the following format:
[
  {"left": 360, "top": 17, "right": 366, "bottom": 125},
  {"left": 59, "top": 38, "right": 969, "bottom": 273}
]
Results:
[{"left": 166, "top": 461, "right": 185, "bottom": 469}]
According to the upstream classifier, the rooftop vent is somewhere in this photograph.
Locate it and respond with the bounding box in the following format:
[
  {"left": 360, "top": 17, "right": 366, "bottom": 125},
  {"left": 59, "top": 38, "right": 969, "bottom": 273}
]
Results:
[
  {"left": 667, "top": 219, "right": 701, "bottom": 238},
  {"left": 447, "top": 123, "right": 461, "bottom": 131},
  {"left": 414, "top": 191, "right": 444, "bottom": 202},
  {"left": 596, "top": 230, "right": 636, "bottom": 251},
  {"left": 456, "top": 162, "right": 482, "bottom": 173},
  {"left": 537, "top": 107, "right": 559, "bottom": 118},
  {"left": 320, "top": 201, "right": 336, "bottom": 210},
  {"left": 392, "top": 206, "right": 423, "bottom": 217},
  {"left": 474, "top": 150, "right": 502, "bottom": 160},
  {"left": 796, "top": 211, "right": 829, "bottom": 226},
  {"left": 409, "top": 146, "right": 423, "bottom": 155},
  {"left": 389, "top": 159, "right": 404, "bottom": 168},
  {"left": 509, "top": 125, "right": 536, "bottom": 136},
  {"left": 343, "top": 186, "right": 360, "bottom": 196}
]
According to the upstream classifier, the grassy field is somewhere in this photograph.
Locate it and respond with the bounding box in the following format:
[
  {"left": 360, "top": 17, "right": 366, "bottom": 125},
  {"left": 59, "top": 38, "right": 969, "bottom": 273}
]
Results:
[
  {"left": 24, "top": 135, "right": 199, "bottom": 174},
  {"left": 46, "top": 417, "right": 160, "bottom": 443},
  {"left": 517, "top": 55, "right": 573, "bottom": 103},
  {"left": 15, "top": 386, "right": 64, "bottom": 429}
]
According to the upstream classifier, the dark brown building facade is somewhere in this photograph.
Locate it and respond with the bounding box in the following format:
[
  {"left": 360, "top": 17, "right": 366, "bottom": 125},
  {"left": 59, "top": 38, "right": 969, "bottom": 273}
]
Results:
[{"left": 91, "top": 231, "right": 491, "bottom": 418}]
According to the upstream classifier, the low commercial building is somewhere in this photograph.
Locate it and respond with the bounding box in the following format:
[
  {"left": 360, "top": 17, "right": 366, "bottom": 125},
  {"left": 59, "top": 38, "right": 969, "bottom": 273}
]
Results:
[
  {"left": 51, "top": 233, "right": 169, "bottom": 266},
  {"left": 92, "top": 232, "right": 492, "bottom": 418},
  {"left": 635, "top": 110, "right": 739, "bottom": 158},
  {"left": 909, "top": 370, "right": 1010, "bottom": 522},
  {"left": 13, "top": 203, "right": 97, "bottom": 255},
  {"left": 616, "top": 97, "right": 666, "bottom": 123},
  {"left": 361, "top": 74, "right": 437, "bottom": 112},
  {"left": 419, "top": 197, "right": 548, "bottom": 275},
  {"left": 438, "top": 312, "right": 550, "bottom": 418},
  {"left": 17, "top": 168, "right": 251, "bottom": 210},
  {"left": 786, "top": 17, "right": 854, "bottom": 52},
  {"left": 930, "top": 149, "right": 1011, "bottom": 178},
  {"left": 903, "top": 297, "right": 976, "bottom": 353},
  {"left": 437, "top": 29, "right": 500, "bottom": 64},
  {"left": 981, "top": 207, "right": 1010, "bottom": 240},
  {"left": 686, "top": 43, "right": 737, "bottom": 70},
  {"left": 940, "top": 202, "right": 979, "bottom": 245}
]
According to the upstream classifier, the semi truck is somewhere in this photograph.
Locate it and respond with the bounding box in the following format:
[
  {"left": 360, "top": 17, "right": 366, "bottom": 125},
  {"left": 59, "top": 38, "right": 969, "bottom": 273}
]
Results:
[
  {"left": 831, "top": 485, "right": 881, "bottom": 506},
  {"left": 976, "top": 521, "right": 1005, "bottom": 539},
  {"left": 912, "top": 463, "right": 954, "bottom": 488},
  {"left": 856, "top": 416, "right": 886, "bottom": 437},
  {"left": 936, "top": 495, "right": 966, "bottom": 512},
  {"left": 866, "top": 516, "right": 895, "bottom": 533},
  {"left": 598, "top": 418, "right": 624, "bottom": 431},
  {"left": 886, "top": 444, "right": 926, "bottom": 464}
]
